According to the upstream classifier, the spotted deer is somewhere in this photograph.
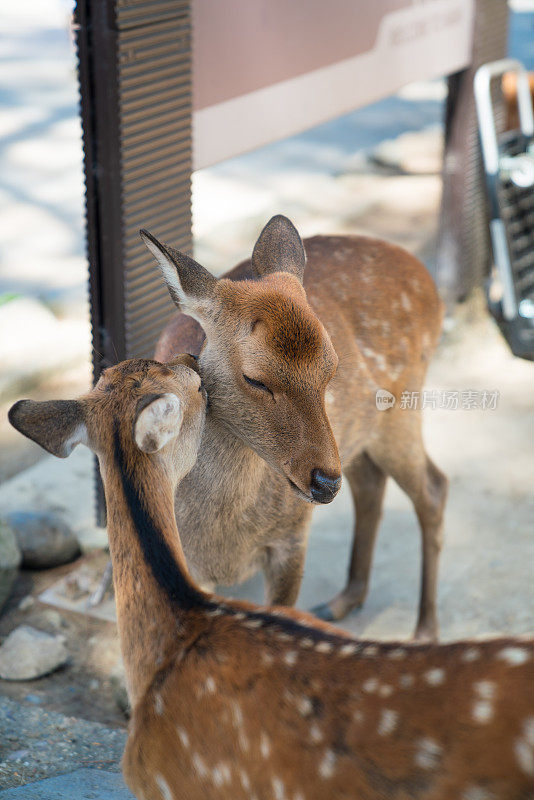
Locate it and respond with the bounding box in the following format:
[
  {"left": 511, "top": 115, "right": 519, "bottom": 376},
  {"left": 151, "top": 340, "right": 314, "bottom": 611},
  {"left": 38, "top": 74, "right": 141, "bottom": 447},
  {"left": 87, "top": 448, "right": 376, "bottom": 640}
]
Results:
[
  {"left": 142, "top": 215, "right": 448, "bottom": 639},
  {"left": 8, "top": 359, "right": 534, "bottom": 799}
]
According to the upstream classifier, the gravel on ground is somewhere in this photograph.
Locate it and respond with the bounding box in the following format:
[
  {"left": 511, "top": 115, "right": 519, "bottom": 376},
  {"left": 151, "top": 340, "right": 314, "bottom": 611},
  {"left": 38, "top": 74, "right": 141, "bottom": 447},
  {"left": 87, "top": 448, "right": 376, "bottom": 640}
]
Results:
[{"left": 0, "top": 696, "right": 126, "bottom": 790}]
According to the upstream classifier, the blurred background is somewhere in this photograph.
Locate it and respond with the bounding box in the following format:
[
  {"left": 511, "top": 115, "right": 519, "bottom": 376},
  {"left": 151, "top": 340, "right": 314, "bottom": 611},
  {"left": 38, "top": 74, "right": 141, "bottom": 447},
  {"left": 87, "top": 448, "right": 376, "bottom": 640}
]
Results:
[{"left": 0, "top": 1, "right": 533, "bottom": 794}]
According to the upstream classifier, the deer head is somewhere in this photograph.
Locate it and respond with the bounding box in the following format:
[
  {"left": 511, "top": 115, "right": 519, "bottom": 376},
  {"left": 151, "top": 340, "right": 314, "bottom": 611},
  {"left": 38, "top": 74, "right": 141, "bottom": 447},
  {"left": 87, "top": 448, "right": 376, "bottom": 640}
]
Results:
[
  {"left": 141, "top": 215, "right": 342, "bottom": 504},
  {"left": 8, "top": 357, "right": 207, "bottom": 484}
]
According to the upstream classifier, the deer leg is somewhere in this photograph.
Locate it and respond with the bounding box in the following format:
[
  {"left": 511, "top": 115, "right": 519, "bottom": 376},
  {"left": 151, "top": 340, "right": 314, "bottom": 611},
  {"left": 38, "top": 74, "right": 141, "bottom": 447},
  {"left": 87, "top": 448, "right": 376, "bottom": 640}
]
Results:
[
  {"left": 312, "top": 452, "right": 386, "bottom": 622},
  {"left": 370, "top": 415, "right": 448, "bottom": 642},
  {"left": 264, "top": 537, "right": 307, "bottom": 607},
  {"left": 412, "top": 455, "right": 448, "bottom": 641}
]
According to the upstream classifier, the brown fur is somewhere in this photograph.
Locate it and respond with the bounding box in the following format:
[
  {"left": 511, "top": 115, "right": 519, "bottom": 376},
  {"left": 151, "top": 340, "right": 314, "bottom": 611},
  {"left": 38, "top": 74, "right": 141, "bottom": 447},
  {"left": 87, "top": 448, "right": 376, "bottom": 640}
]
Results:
[
  {"left": 9, "top": 361, "right": 534, "bottom": 799},
  {"left": 150, "top": 218, "right": 448, "bottom": 639}
]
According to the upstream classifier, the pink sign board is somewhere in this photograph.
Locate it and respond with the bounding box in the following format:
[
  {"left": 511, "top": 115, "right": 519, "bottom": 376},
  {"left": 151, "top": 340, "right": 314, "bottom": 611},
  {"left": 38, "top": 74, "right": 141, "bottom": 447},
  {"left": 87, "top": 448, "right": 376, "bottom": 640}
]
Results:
[{"left": 193, "top": 0, "right": 475, "bottom": 168}]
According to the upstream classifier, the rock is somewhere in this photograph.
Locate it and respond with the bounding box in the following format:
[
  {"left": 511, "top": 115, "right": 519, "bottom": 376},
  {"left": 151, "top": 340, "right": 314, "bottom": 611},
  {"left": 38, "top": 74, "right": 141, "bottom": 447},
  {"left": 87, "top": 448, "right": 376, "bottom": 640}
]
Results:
[
  {"left": 40, "top": 609, "right": 64, "bottom": 630},
  {"left": 75, "top": 525, "right": 108, "bottom": 554},
  {"left": 6, "top": 749, "right": 29, "bottom": 761},
  {"left": 18, "top": 595, "right": 34, "bottom": 611},
  {"left": 0, "top": 625, "right": 68, "bottom": 680},
  {"left": 0, "top": 519, "right": 22, "bottom": 612},
  {"left": 4, "top": 511, "right": 80, "bottom": 569}
]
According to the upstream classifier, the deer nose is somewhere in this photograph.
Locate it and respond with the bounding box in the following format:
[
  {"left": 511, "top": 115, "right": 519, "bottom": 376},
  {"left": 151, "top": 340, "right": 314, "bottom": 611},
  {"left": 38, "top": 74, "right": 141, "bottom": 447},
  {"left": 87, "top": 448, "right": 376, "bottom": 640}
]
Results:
[{"left": 310, "top": 469, "right": 341, "bottom": 504}]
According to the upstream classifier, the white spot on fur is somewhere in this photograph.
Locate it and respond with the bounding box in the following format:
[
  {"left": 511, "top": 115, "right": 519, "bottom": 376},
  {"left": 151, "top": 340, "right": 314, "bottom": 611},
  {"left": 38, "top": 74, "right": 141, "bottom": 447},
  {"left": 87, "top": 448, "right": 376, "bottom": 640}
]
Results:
[
  {"left": 399, "top": 673, "right": 415, "bottom": 689},
  {"left": 192, "top": 753, "right": 208, "bottom": 778},
  {"left": 388, "top": 648, "right": 406, "bottom": 660},
  {"left": 497, "top": 647, "right": 530, "bottom": 666},
  {"left": 284, "top": 651, "right": 298, "bottom": 666},
  {"left": 339, "top": 642, "right": 359, "bottom": 657},
  {"left": 154, "top": 693, "right": 164, "bottom": 715},
  {"left": 424, "top": 668, "right": 445, "bottom": 686},
  {"left": 231, "top": 700, "right": 243, "bottom": 727},
  {"left": 515, "top": 739, "right": 534, "bottom": 776},
  {"left": 155, "top": 774, "right": 173, "bottom": 800},
  {"left": 272, "top": 777, "right": 286, "bottom": 799},
  {"left": 297, "top": 696, "right": 313, "bottom": 716},
  {"left": 363, "top": 347, "right": 387, "bottom": 372},
  {"left": 353, "top": 710, "right": 365, "bottom": 724},
  {"left": 461, "top": 647, "right": 481, "bottom": 662},
  {"left": 378, "top": 709, "right": 398, "bottom": 736},
  {"left": 415, "top": 737, "right": 443, "bottom": 770},
  {"left": 319, "top": 749, "right": 336, "bottom": 778},
  {"left": 401, "top": 292, "right": 412, "bottom": 312},
  {"left": 363, "top": 645, "right": 378, "bottom": 657},
  {"left": 514, "top": 717, "right": 534, "bottom": 776},
  {"left": 212, "top": 762, "right": 231, "bottom": 787},
  {"left": 204, "top": 676, "right": 216, "bottom": 694},
  {"left": 260, "top": 732, "right": 271, "bottom": 758},
  {"left": 472, "top": 700, "right": 493, "bottom": 724},
  {"left": 310, "top": 723, "right": 323, "bottom": 743},
  {"left": 300, "top": 638, "right": 314, "bottom": 648},
  {"left": 463, "top": 788, "right": 494, "bottom": 800},
  {"left": 176, "top": 727, "right": 189, "bottom": 749},
  {"left": 362, "top": 678, "right": 379, "bottom": 693},
  {"left": 315, "top": 641, "right": 333, "bottom": 653},
  {"left": 379, "top": 684, "right": 393, "bottom": 698},
  {"left": 239, "top": 769, "right": 251, "bottom": 791},
  {"left": 243, "top": 618, "right": 262, "bottom": 629},
  {"left": 474, "top": 680, "right": 496, "bottom": 700},
  {"left": 525, "top": 717, "right": 534, "bottom": 746},
  {"left": 261, "top": 651, "right": 274, "bottom": 666},
  {"left": 276, "top": 632, "right": 293, "bottom": 642}
]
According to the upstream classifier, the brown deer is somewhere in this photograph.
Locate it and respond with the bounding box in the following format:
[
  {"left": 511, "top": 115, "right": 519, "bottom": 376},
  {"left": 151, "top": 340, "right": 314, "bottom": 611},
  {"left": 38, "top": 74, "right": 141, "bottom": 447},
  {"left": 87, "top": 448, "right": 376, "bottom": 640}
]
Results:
[
  {"left": 142, "top": 215, "right": 448, "bottom": 640},
  {"left": 9, "top": 358, "right": 534, "bottom": 800}
]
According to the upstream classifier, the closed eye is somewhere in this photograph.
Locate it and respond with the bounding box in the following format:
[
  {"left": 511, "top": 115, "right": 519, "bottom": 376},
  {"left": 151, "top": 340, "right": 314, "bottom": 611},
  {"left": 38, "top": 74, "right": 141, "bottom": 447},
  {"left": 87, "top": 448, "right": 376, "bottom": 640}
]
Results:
[{"left": 243, "top": 374, "right": 273, "bottom": 397}]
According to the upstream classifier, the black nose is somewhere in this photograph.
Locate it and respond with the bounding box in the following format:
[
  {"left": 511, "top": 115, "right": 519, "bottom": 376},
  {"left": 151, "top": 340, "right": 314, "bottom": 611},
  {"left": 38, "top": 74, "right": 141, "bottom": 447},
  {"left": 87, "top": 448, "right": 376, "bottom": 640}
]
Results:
[{"left": 310, "top": 469, "right": 341, "bottom": 504}]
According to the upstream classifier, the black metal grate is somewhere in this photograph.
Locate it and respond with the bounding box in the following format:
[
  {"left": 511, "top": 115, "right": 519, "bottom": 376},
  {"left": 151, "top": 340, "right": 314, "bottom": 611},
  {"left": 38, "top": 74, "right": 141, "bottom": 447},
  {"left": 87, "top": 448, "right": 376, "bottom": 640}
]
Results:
[
  {"left": 75, "top": 0, "right": 192, "bottom": 523},
  {"left": 497, "top": 133, "right": 534, "bottom": 303}
]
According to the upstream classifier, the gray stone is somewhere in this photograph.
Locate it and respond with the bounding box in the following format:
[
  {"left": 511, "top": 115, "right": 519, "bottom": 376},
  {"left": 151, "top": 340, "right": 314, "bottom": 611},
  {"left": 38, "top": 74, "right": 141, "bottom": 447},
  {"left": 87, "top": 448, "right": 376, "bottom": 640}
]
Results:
[
  {"left": 0, "top": 520, "right": 22, "bottom": 612},
  {"left": 4, "top": 511, "right": 80, "bottom": 569},
  {"left": 0, "top": 768, "right": 134, "bottom": 800},
  {"left": 0, "top": 625, "right": 68, "bottom": 680},
  {"left": 75, "top": 525, "right": 108, "bottom": 554},
  {"left": 18, "top": 595, "right": 34, "bottom": 611}
]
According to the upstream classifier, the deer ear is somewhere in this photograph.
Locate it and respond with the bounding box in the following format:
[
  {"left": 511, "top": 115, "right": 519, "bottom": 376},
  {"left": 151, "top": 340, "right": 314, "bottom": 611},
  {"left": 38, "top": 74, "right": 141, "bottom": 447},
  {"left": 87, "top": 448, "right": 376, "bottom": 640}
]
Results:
[
  {"left": 251, "top": 215, "right": 306, "bottom": 283},
  {"left": 134, "top": 393, "right": 183, "bottom": 453},
  {"left": 8, "top": 399, "right": 87, "bottom": 458},
  {"left": 140, "top": 229, "right": 217, "bottom": 321}
]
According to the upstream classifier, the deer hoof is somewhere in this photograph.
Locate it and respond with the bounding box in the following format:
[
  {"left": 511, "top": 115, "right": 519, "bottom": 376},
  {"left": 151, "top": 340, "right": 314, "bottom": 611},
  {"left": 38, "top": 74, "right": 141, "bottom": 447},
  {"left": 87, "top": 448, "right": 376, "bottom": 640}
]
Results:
[{"left": 310, "top": 603, "right": 335, "bottom": 622}]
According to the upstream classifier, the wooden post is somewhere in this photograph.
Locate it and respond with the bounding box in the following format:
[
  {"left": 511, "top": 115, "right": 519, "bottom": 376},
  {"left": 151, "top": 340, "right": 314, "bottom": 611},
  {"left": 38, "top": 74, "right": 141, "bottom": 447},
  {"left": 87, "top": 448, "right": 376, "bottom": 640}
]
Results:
[{"left": 75, "top": 0, "right": 192, "bottom": 523}]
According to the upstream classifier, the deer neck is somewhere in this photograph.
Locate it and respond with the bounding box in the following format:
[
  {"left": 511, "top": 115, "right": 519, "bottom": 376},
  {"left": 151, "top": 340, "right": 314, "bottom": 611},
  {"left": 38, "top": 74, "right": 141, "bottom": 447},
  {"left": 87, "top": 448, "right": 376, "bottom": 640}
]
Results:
[{"left": 101, "top": 426, "right": 206, "bottom": 706}]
